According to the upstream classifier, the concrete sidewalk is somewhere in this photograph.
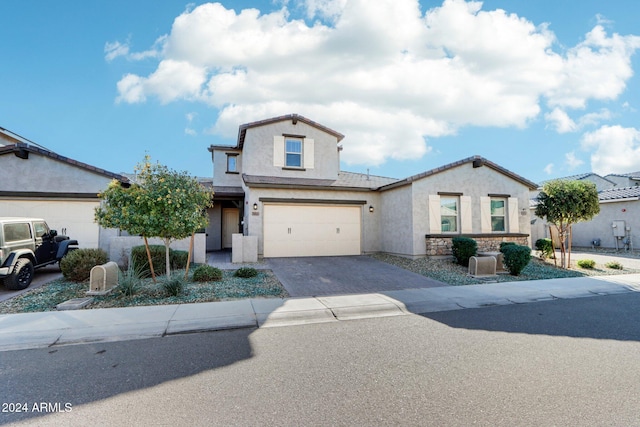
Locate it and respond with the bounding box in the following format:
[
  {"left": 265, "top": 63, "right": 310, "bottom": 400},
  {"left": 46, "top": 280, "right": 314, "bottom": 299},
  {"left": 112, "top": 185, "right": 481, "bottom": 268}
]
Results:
[{"left": 1, "top": 273, "right": 640, "bottom": 352}]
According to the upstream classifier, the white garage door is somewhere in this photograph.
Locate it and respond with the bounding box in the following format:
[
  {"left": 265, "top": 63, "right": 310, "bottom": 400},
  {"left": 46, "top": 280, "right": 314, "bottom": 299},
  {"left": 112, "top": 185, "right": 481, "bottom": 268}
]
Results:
[
  {"left": 0, "top": 200, "right": 100, "bottom": 248},
  {"left": 263, "top": 204, "right": 361, "bottom": 257}
]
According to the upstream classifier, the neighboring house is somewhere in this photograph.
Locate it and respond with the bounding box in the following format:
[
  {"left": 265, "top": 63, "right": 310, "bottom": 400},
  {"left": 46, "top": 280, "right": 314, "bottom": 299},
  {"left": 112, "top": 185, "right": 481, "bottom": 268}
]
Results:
[
  {"left": 531, "top": 172, "right": 640, "bottom": 250},
  {"left": 604, "top": 172, "right": 640, "bottom": 188},
  {"left": 208, "top": 114, "right": 538, "bottom": 258},
  {"left": 0, "top": 127, "right": 128, "bottom": 248}
]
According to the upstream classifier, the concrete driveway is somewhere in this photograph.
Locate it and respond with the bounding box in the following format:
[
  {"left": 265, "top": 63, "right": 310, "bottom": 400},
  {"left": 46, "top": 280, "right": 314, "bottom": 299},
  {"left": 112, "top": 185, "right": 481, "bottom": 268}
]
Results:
[
  {"left": 267, "top": 256, "right": 448, "bottom": 297},
  {"left": 0, "top": 264, "right": 63, "bottom": 303}
]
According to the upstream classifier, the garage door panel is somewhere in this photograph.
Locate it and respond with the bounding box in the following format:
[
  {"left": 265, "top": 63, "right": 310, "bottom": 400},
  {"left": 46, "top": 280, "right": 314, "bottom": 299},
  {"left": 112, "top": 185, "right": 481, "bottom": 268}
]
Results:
[{"left": 263, "top": 204, "right": 361, "bottom": 258}]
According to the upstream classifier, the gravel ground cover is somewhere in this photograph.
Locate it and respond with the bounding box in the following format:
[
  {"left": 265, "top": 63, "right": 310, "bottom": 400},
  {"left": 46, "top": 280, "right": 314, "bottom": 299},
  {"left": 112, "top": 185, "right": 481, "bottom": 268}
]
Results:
[
  {"left": 0, "top": 269, "right": 288, "bottom": 314},
  {"left": 370, "top": 253, "right": 640, "bottom": 286}
]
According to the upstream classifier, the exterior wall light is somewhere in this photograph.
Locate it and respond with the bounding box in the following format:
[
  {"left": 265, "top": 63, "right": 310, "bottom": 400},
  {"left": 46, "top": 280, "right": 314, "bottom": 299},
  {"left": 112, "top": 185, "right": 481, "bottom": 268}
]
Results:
[
  {"left": 369, "top": 205, "right": 374, "bottom": 213},
  {"left": 253, "top": 203, "right": 258, "bottom": 211}
]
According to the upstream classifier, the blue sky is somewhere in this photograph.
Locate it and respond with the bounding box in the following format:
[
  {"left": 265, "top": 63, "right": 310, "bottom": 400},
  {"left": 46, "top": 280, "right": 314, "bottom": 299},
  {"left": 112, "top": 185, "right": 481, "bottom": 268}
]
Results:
[{"left": 2, "top": 0, "right": 640, "bottom": 184}]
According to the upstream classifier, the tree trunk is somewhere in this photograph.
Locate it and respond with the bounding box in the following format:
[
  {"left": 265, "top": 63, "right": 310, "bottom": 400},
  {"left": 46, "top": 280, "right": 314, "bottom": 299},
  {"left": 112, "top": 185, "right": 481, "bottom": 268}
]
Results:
[
  {"left": 568, "top": 224, "right": 572, "bottom": 269},
  {"left": 164, "top": 238, "right": 171, "bottom": 280},
  {"left": 184, "top": 233, "right": 194, "bottom": 280},
  {"left": 550, "top": 225, "right": 557, "bottom": 267},
  {"left": 143, "top": 236, "right": 156, "bottom": 283}
]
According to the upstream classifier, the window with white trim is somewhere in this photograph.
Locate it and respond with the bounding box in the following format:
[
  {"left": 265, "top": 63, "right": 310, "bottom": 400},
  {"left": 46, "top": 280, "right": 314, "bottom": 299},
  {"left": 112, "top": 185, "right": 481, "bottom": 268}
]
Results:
[
  {"left": 440, "top": 197, "right": 458, "bottom": 233},
  {"left": 285, "top": 138, "right": 302, "bottom": 167},
  {"left": 490, "top": 197, "right": 506, "bottom": 232}
]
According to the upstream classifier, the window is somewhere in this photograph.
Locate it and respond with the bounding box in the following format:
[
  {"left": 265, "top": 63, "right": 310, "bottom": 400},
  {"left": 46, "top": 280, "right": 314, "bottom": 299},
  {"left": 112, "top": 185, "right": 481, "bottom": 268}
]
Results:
[
  {"left": 491, "top": 198, "right": 506, "bottom": 232},
  {"left": 33, "top": 222, "right": 49, "bottom": 238},
  {"left": 285, "top": 138, "right": 302, "bottom": 167},
  {"left": 3, "top": 223, "right": 32, "bottom": 242},
  {"left": 226, "top": 154, "right": 238, "bottom": 173},
  {"left": 440, "top": 197, "right": 458, "bottom": 232}
]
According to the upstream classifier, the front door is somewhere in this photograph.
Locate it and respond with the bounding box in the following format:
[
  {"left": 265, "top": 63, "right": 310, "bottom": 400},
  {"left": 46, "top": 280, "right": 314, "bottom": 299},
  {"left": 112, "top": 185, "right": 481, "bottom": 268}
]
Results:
[{"left": 222, "top": 208, "right": 240, "bottom": 249}]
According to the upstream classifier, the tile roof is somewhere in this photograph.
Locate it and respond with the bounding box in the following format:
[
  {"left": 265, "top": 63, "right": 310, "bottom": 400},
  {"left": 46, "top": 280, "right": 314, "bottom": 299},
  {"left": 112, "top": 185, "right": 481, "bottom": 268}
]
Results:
[
  {"left": 538, "top": 172, "right": 616, "bottom": 187},
  {"left": 380, "top": 155, "right": 538, "bottom": 190},
  {"left": 598, "top": 186, "right": 640, "bottom": 201},
  {"left": 243, "top": 171, "right": 398, "bottom": 190}
]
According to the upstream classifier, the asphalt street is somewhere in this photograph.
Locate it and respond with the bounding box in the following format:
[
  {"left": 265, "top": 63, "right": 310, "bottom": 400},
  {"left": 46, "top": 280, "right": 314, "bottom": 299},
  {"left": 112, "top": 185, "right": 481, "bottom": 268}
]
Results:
[{"left": 3, "top": 292, "right": 640, "bottom": 426}]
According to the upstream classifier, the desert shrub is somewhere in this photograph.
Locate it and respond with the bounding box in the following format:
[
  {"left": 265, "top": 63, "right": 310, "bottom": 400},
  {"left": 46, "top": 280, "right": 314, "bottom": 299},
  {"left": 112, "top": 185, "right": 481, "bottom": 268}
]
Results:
[
  {"left": 499, "top": 241, "right": 516, "bottom": 252},
  {"left": 162, "top": 275, "right": 185, "bottom": 297},
  {"left": 577, "top": 259, "right": 596, "bottom": 269},
  {"left": 118, "top": 265, "right": 145, "bottom": 296},
  {"left": 192, "top": 265, "right": 223, "bottom": 282},
  {"left": 535, "top": 238, "right": 554, "bottom": 259},
  {"left": 130, "top": 245, "right": 189, "bottom": 277},
  {"left": 234, "top": 267, "right": 258, "bottom": 278},
  {"left": 605, "top": 261, "right": 624, "bottom": 270},
  {"left": 60, "top": 248, "right": 108, "bottom": 282},
  {"left": 501, "top": 244, "right": 531, "bottom": 276},
  {"left": 451, "top": 237, "right": 477, "bottom": 267}
]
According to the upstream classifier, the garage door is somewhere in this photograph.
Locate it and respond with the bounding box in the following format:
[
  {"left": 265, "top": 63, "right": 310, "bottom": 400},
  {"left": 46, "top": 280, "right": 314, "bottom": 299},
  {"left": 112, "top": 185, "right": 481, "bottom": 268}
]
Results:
[
  {"left": 0, "top": 200, "right": 100, "bottom": 248},
  {"left": 263, "top": 204, "right": 361, "bottom": 257}
]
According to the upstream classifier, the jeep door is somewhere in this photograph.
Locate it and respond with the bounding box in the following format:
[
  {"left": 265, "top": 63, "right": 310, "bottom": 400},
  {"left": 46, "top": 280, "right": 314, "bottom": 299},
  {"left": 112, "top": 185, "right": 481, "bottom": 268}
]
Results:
[{"left": 33, "top": 221, "right": 56, "bottom": 265}]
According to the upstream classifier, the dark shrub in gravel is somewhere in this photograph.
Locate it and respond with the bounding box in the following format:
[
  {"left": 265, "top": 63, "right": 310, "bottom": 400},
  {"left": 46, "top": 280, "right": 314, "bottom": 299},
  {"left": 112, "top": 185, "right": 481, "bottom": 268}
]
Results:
[
  {"left": 192, "top": 265, "right": 223, "bottom": 282},
  {"left": 501, "top": 244, "right": 531, "bottom": 276},
  {"left": 577, "top": 259, "right": 596, "bottom": 269},
  {"left": 60, "top": 248, "right": 108, "bottom": 282},
  {"left": 535, "top": 238, "right": 554, "bottom": 259},
  {"left": 234, "top": 267, "right": 258, "bottom": 278},
  {"left": 499, "top": 241, "right": 516, "bottom": 252},
  {"left": 452, "top": 237, "right": 477, "bottom": 267}
]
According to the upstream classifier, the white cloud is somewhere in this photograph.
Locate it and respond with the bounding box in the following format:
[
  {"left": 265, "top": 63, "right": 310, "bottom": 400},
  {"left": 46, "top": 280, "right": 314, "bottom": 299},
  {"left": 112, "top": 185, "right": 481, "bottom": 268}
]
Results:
[
  {"left": 581, "top": 125, "right": 640, "bottom": 175},
  {"left": 104, "top": 41, "right": 129, "bottom": 62},
  {"left": 565, "top": 151, "right": 584, "bottom": 170},
  {"left": 545, "top": 107, "right": 612, "bottom": 133},
  {"left": 113, "top": 0, "right": 640, "bottom": 166},
  {"left": 544, "top": 163, "right": 554, "bottom": 175},
  {"left": 545, "top": 108, "right": 576, "bottom": 133}
]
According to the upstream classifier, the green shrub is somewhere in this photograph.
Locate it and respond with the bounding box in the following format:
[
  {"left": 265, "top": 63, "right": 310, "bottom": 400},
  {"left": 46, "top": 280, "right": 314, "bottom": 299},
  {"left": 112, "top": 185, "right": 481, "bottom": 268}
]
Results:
[
  {"left": 499, "top": 241, "right": 516, "bottom": 252},
  {"left": 577, "top": 259, "right": 596, "bottom": 269},
  {"left": 118, "top": 265, "right": 144, "bottom": 296},
  {"left": 60, "top": 248, "right": 108, "bottom": 282},
  {"left": 535, "top": 238, "right": 554, "bottom": 259},
  {"left": 451, "top": 237, "right": 477, "bottom": 267},
  {"left": 501, "top": 244, "right": 531, "bottom": 276},
  {"left": 234, "top": 267, "right": 258, "bottom": 278},
  {"left": 130, "top": 245, "right": 189, "bottom": 278},
  {"left": 605, "top": 261, "right": 624, "bottom": 270},
  {"left": 192, "top": 265, "right": 223, "bottom": 282},
  {"left": 162, "top": 275, "right": 185, "bottom": 297}
]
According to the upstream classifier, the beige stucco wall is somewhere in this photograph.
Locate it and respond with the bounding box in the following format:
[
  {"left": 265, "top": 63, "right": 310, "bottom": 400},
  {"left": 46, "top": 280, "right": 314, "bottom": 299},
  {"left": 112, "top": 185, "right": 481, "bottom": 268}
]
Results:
[
  {"left": 570, "top": 200, "right": 639, "bottom": 249},
  {"left": 244, "top": 187, "right": 379, "bottom": 256},
  {"left": 382, "top": 162, "right": 533, "bottom": 257},
  {"left": 242, "top": 121, "right": 340, "bottom": 180},
  {"left": 379, "top": 185, "right": 414, "bottom": 256},
  {"left": 211, "top": 148, "right": 243, "bottom": 187},
  {"left": 0, "top": 153, "right": 115, "bottom": 193},
  {"left": 107, "top": 234, "right": 206, "bottom": 267}
]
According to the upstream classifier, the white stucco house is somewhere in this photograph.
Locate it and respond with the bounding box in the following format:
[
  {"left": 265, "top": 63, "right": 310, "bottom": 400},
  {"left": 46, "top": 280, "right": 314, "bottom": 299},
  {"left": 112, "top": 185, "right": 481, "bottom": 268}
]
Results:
[
  {"left": 0, "top": 127, "right": 129, "bottom": 249},
  {"left": 207, "top": 114, "right": 538, "bottom": 259},
  {"left": 531, "top": 172, "right": 640, "bottom": 250}
]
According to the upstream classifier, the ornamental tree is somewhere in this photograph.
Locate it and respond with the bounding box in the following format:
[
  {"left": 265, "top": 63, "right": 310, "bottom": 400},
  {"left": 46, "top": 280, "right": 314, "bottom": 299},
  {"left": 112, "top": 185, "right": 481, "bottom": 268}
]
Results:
[
  {"left": 96, "top": 156, "right": 213, "bottom": 279},
  {"left": 534, "top": 179, "right": 600, "bottom": 269}
]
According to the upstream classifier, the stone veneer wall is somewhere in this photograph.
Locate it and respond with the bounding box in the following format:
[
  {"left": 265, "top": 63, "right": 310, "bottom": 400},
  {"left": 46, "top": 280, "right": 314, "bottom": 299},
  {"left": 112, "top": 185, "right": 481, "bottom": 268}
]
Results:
[{"left": 425, "top": 234, "right": 529, "bottom": 256}]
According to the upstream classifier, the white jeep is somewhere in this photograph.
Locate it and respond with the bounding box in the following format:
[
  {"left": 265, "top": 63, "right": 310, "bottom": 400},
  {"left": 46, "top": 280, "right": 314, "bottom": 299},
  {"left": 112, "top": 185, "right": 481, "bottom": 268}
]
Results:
[{"left": 0, "top": 218, "right": 78, "bottom": 290}]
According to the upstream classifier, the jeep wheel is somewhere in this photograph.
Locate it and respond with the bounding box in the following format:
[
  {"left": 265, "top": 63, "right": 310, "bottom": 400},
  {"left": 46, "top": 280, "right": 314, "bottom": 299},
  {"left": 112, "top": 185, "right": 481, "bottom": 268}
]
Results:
[{"left": 5, "top": 258, "right": 35, "bottom": 290}]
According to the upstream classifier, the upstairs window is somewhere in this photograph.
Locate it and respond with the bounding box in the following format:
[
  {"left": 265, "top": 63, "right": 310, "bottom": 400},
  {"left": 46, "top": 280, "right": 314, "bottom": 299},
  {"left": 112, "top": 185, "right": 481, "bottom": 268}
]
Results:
[
  {"left": 285, "top": 138, "right": 302, "bottom": 167},
  {"left": 491, "top": 198, "right": 506, "bottom": 232},
  {"left": 226, "top": 154, "right": 238, "bottom": 173},
  {"left": 440, "top": 197, "right": 458, "bottom": 233}
]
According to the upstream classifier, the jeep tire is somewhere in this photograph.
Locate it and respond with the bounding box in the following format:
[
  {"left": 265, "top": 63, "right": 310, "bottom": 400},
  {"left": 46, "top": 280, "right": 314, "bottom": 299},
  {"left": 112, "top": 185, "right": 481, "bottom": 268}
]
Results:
[{"left": 5, "top": 258, "right": 35, "bottom": 290}]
